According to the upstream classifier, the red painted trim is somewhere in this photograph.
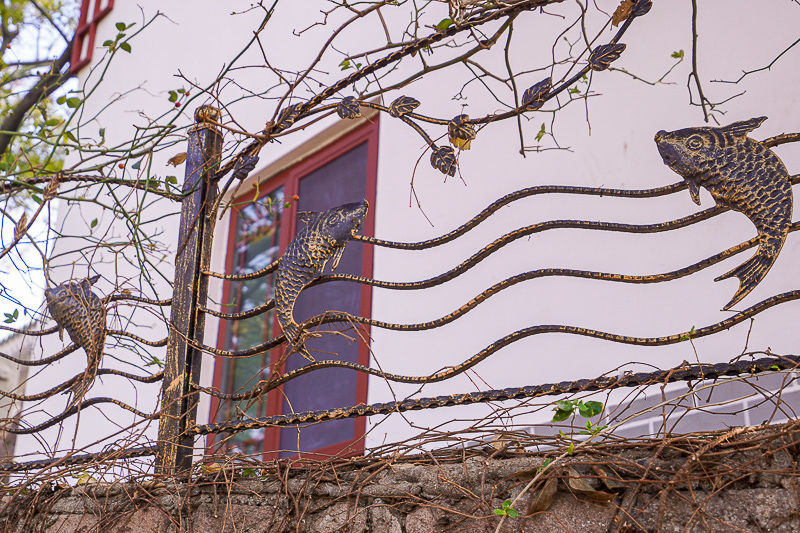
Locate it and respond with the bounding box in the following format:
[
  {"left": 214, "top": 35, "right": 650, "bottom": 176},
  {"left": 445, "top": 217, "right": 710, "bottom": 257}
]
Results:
[
  {"left": 70, "top": 0, "right": 115, "bottom": 74},
  {"left": 210, "top": 117, "right": 379, "bottom": 460}
]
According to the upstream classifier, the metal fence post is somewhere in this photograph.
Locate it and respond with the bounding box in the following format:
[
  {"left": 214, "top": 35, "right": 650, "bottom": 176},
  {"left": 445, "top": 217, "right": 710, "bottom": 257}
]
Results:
[{"left": 156, "top": 106, "right": 221, "bottom": 475}]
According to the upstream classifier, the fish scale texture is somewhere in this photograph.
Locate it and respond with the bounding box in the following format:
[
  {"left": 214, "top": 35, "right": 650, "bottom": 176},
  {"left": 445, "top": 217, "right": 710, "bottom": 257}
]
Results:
[
  {"left": 275, "top": 201, "right": 368, "bottom": 360},
  {"left": 655, "top": 118, "right": 792, "bottom": 309},
  {"left": 45, "top": 277, "right": 107, "bottom": 406}
]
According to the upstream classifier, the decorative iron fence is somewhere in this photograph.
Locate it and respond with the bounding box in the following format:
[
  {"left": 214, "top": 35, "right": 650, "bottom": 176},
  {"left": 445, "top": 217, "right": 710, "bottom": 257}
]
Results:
[{"left": 0, "top": 0, "right": 798, "bottom": 477}]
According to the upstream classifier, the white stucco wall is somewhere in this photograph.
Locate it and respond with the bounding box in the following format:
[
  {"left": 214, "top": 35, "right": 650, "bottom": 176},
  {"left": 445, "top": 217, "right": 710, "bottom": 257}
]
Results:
[{"left": 12, "top": 1, "right": 800, "bottom": 462}]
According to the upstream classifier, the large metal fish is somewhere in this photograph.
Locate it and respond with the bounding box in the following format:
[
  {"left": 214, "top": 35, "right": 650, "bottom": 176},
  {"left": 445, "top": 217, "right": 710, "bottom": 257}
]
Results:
[
  {"left": 655, "top": 117, "right": 793, "bottom": 309},
  {"left": 275, "top": 200, "right": 369, "bottom": 361},
  {"left": 45, "top": 274, "right": 107, "bottom": 408}
]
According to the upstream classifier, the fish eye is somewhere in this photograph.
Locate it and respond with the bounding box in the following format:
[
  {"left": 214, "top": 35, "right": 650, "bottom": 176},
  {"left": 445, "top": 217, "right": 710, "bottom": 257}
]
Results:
[{"left": 686, "top": 135, "right": 704, "bottom": 150}]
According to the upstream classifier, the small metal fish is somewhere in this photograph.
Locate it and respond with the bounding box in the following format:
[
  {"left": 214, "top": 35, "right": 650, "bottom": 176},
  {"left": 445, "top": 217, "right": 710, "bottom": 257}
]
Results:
[
  {"left": 275, "top": 200, "right": 369, "bottom": 361},
  {"left": 45, "top": 274, "right": 107, "bottom": 408},
  {"left": 655, "top": 117, "right": 793, "bottom": 309}
]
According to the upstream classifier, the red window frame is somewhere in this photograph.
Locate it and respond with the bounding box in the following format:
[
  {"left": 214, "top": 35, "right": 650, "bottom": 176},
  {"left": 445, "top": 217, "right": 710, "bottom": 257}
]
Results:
[
  {"left": 71, "top": 0, "right": 115, "bottom": 74},
  {"left": 208, "top": 119, "right": 378, "bottom": 461}
]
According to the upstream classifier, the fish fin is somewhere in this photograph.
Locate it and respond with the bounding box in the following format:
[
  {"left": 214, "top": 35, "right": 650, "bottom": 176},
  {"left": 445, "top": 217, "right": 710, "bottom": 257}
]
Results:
[
  {"left": 714, "top": 251, "right": 775, "bottom": 310},
  {"left": 330, "top": 246, "right": 346, "bottom": 271},
  {"left": 687, "top": 179, "right": 702, "bottom": 205},
  {"left": 296, "top": 211, "right": 319, "bottom": 226},
  {"left": 719, "top": 117, "right": 767, "bottom": 138}
]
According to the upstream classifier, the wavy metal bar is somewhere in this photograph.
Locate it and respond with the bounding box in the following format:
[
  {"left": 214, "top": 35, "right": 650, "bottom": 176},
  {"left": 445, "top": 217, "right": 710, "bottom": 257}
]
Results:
[
  {"left": 195, "top": 290, "right": 800, "bottom": 399},
  {"left": 0, "top": 344, "right": 79, "bottom": 366},
  {"left": 203, "top": 205, "right": 777, "bottom": 324},
  {"left": 189, "top": 354, "right": 800, "bottom": 435},
  {"left": 203, "top": 175, "right": 799, "bottom": 284},
  {"left": 106, "top": 330, "right": 169, "bottom": 347},
  {"left": 193, "top": 213, "right": 799, "bottom": 357},
  {"left": 5, "top": 398, "right": 153, "bottom": 435},
  {"left": 107, "top": 295, "right": 173, "bottom": 306},
  {"left": 259, "top": 290, "right": 800, "bottom": 387},
  {"left": 326, "top": 207, "right": 727, "bottom": 291},
  {"left": 202, "top": 259, "right": 278, "bottom": 281},
  {"left": 0, "top": 370, "right": 163, "bottom": 402},
  {"left": 355, "top": 174, "right": 800, "bottom": 250},
  {"left": 200, "top": 300, "right": 275, "bottom": 320},
  {"left": 0, "top": 324, "right": 59, "bottom": 336},
  {"left": 0, "top": 445, "right": 157, "bottom": 474}
]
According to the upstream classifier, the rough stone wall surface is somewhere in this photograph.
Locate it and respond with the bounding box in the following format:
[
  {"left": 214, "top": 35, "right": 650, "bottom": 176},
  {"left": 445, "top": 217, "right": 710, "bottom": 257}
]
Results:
[{"left": 2, "top": 425, "right": 799, "bottom": 533}]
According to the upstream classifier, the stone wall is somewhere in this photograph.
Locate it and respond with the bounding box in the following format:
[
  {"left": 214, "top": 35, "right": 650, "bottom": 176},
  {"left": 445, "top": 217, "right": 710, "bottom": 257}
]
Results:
[{"left": 2, "top": 423, "right": 799, "bottom": 533}]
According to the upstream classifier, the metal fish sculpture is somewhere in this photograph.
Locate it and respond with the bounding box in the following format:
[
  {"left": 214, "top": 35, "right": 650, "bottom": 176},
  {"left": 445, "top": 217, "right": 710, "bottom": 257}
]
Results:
[
  {"left": 655, "top": 116, "right": 793, "bottom": 309},
  {"left": 275, "top": 200, "right": 369, "bottom": 361},
  {"left": 45, "top": 274, "right": 107, "bottom": 408}
]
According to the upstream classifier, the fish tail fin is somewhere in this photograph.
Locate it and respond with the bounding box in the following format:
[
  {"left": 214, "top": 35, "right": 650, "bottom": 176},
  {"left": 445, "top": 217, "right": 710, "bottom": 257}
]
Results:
[
  {"left": 714, "top": 250, "right": 775, "bottom": 310},
  {"left": 64, "top": 347, "right": 102, "bottom": 410},
  {"left": 282, "top": 321, "right": 316, "bottom": 362}
]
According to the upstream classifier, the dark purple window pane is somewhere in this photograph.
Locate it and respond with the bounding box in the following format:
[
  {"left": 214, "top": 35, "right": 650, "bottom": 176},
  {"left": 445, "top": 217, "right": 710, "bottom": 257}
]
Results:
[{"left": 279, "top": 141, "right": 368, "bottom": 456}]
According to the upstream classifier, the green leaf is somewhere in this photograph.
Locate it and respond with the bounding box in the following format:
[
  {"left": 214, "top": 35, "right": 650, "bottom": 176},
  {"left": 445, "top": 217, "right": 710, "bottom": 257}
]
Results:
[
  {"left": 506, "top": 508, "right": 518, "bottom": 518},
  {"left": 99, "top": 128, "right": 106, "bottom": 137},
  {"left": 552, "top": 409, "right": 572, "bottom": 423},
  {"left": 66, "top": 97, "right": 82, "bottom": 109},
  {"left": 535, "top": 123, "right": 546, "bottom": 141},
  {"left": 90, "top": 219, "right": 98, "bottom": 228},
  {"left": 131, "top": 160, "right": 141, "bottom": 170},
  {"left": 578, "top": 400, "right": 603, "bottom": 418},
  {"left": 102, "top": 40, "right": 114, "bottom": 47},
  {"left": 555, "top": 400, "right": 573, "bottom": 411},
  {"left": 770, "top": 365, "right": 780, "bottom": 371},
  {"left": 115, "top": 22, "right": 126, "bottom": 31},
  {"left": 119, "top": 42, "right": 131, "bottom": 53},
  {"left": 31, "top": 194, "right": 42, "bottom": 204},
  {"left": 493, "top": 509, "right": 504, "bottom": 516},
  {"left": 242, "top": 468, "right": 256, "bottom": 477},
  {"left": 56, "top": 95, "right": 66, "bottom": 105},
  {"left": 339, "top": 59, "right": 350, "bottom": 71},
  {"left": 63, "top": 131, "right": 78, "bottom": 143},
  {"left": 568, "top": 442, "right": 575, "bottom": 455},
  {"left": 671, "top": 49, "right": 684, "bottom": 59},
  {"left": 45, "top": 118, "right": 61, "bottom": 127},
  {"left": 168, "top": 91, "right": 178, "bottom": 103},
  {"left": 435, "top": 18, "right": 453, "bottom": 31}
]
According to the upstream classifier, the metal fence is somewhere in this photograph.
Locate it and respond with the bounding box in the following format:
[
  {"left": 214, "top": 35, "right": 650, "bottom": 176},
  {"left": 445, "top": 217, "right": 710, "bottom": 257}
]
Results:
[{"left": 1, "top": 100, "right": 799, "bottom": 478}]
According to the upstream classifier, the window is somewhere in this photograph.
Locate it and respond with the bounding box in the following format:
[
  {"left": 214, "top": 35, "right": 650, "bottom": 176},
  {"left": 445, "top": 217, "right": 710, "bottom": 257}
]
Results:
[
  {"left": 210, "top": 119, "right": 378, "bottom": 460},
  {"left": 71, "top": 0, "right": 114, "bottom": 74}
]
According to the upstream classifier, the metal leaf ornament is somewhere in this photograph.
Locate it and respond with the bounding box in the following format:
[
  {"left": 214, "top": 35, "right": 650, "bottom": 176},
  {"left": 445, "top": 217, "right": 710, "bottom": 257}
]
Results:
[
  {"left": 232, "top": 155, "right": 260, "bottom": 180},
  {"left": 588, "top": 43, "right": 626, "bottom": 71},
  {"left": 273, "top": 103, "right": 303, "bottom": 133},
  {"left": 388, "top": 95, "right": 420, "bottom": 118},
  {"left": 521, "top": 77, "right": 552, "bottom": 111},
  {"left": 431, "top": 146, "right": 457, "bottom": 177},
  {"left": 45, "top": 275, "right": 107, "bottom": 408},
  {"left": 448, "top": 115, "right": 476, "bottom": 150},
  {"left": 632, "top": 0, "right": 652, "bottom": 17},
  {"left": 337, "top": 96, "right": 362, "bottom": 119}
]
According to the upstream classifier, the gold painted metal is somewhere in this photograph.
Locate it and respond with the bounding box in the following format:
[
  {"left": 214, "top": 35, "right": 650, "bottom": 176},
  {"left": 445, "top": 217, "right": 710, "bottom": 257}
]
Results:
[
  {"left": 656, "top": 117, "right": 794, "bottom": 309},
  {"left": 274, "top": 201, "right": 369, "bottom": 361},
  {"left": 155, "top": 107, "right": 222, "bottom": 476}
]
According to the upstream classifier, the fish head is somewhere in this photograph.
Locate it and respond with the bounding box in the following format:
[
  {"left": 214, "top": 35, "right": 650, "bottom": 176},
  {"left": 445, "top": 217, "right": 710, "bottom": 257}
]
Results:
[
  {"left": 655, "top": 127, "right": 723, "bottom": 205},
  {"left": 317, "top": 200, "right": 369, "bottom": 245},
  {"left": 654, "top": 127, "right": 720, "bottom": 178}
]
